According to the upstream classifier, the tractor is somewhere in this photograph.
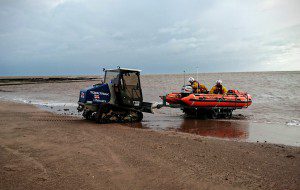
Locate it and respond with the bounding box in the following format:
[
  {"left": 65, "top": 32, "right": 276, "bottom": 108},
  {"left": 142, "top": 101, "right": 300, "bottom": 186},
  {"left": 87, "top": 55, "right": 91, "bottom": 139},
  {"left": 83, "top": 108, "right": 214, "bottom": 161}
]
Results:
[{"left": 77, "top": 68, "right": 153, "bottom": 123}]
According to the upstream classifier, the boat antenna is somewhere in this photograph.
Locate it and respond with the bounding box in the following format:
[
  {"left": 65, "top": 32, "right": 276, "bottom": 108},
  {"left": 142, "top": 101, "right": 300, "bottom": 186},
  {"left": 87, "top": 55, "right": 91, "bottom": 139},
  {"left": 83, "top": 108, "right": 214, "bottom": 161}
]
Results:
[
  {"left": 197, "top": 66, "right": 199, "bottom": 82},
  {"left": 183, "top": 70, "right": 186, "bottom": 86}
]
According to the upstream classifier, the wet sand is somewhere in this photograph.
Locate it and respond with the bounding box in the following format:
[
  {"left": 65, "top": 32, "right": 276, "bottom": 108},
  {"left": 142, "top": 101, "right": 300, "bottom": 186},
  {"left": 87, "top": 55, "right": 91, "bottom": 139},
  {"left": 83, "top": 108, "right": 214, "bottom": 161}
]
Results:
[{"left": 0, "top": 101, "right": 299, "bottom": 190}]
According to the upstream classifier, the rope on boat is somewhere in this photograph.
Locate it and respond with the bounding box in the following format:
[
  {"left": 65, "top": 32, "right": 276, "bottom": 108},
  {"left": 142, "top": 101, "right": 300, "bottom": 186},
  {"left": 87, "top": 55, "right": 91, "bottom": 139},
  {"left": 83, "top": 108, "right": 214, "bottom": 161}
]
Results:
[{"left": 214, "top": 93, "right": 226, "bottom": 108}]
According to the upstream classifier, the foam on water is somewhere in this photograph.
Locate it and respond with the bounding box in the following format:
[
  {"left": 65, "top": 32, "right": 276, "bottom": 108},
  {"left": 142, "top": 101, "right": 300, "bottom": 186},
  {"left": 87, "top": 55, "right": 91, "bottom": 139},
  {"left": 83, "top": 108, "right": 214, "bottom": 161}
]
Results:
[
  {"left": 286, "top": 120, "right": 300, "bottom": 126},
  {"left": 2, "top": 97, "right": 78, "bottom": 107}
]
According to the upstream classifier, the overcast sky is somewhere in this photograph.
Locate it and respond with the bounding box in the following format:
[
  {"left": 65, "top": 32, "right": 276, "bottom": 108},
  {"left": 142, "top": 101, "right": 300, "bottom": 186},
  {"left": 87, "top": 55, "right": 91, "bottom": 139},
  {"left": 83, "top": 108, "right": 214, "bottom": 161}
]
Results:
[{"left": 0, "top": 0, "right": 299, "bottom": 76}]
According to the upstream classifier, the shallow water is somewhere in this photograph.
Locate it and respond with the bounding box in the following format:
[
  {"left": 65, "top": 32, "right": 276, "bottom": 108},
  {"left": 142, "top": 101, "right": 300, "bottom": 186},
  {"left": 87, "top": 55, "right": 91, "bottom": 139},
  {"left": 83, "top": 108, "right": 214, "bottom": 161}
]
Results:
[{"left": 0, "top": 71, "right": 299, "bottom": 146}]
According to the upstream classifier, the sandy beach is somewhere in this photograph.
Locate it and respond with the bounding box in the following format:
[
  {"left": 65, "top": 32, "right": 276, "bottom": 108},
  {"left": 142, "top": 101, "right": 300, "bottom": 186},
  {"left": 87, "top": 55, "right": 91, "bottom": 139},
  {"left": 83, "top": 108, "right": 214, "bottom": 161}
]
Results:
[{"left": 0, "top": 100, "right": 299, "bottom": 190}]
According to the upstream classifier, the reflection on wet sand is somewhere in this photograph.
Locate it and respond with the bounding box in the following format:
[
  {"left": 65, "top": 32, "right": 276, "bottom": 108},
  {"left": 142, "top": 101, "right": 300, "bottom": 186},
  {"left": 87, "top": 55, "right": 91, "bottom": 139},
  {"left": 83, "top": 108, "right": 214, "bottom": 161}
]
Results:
[
  {"left": 178, "top": 119, "right": 249, "bottom": 140},
  {"left": 124, "top": 122, "right": 146, "bottom": 129}
]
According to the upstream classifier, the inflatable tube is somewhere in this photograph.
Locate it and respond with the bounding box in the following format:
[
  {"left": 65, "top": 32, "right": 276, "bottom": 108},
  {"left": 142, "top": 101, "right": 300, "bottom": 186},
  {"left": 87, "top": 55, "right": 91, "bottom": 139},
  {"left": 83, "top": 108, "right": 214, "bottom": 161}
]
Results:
[{"left": 164, "top": 90, "right": 252, "bottom": 108}]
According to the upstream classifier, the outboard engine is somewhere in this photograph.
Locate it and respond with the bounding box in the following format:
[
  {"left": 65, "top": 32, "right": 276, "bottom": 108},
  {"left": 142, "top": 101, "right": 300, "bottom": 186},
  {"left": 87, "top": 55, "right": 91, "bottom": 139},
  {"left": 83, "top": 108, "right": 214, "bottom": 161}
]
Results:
[{"left": 181, "top": 85, "right": 193, "bottom": 97}]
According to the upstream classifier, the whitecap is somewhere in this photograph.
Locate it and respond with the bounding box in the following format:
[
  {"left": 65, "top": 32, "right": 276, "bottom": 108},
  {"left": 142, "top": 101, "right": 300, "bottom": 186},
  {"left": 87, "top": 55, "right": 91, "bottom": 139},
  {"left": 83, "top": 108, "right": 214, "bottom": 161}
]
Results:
[
  {"left": 286, "top": 120, "right": 300, "bottom": 126},
  {"left": 9, "top": 97, "right": 77, "bottom": 107}
]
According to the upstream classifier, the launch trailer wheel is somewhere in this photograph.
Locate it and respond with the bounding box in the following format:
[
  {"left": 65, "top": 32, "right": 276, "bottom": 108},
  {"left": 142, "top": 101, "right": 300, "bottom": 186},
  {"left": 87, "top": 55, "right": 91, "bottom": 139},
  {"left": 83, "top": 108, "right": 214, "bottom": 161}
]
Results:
[
  {"left": 209, "top": 109, "right": 219, "bottom": 119},
  {"left": 224, "top": 110, "right": 233, "bottom": 119}
]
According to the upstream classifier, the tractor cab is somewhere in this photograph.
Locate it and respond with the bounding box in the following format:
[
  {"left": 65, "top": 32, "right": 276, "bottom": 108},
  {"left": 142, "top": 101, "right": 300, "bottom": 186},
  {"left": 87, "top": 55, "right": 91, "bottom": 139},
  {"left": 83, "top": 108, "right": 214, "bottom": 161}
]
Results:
[{"left": 104, "top": 68, "right": 143, "bottom": 108}]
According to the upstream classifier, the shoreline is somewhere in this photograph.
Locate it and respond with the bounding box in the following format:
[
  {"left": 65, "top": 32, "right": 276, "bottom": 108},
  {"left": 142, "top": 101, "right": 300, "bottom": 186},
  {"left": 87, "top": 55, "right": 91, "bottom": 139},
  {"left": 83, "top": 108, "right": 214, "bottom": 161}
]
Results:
[
  {"left": 4, "top": 98, "right": 300, "bottom": 147},
  {"left": 0, "top": 100, "right": 299, "bottom": 189}
]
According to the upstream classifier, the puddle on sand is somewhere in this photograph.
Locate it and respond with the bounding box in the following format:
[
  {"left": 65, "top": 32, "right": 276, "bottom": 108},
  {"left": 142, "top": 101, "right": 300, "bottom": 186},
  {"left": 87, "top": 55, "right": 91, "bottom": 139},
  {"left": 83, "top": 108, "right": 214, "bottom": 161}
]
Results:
[
  {"left": 141, "top": 113, "right": 300, "bottom": 147},
  {"left": 177, "top": 119, "right": 248, "bottom": 140},
  {"left": 41, "top": 106, "right": 299, "bottom": 147}
]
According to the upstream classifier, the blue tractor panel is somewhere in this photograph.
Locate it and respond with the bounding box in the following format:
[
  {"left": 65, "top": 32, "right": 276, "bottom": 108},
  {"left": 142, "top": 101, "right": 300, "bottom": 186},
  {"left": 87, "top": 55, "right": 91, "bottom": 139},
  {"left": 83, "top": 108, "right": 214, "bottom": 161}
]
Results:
[{"left": 79, "top": 83, "right": 111, "bottom": 104}]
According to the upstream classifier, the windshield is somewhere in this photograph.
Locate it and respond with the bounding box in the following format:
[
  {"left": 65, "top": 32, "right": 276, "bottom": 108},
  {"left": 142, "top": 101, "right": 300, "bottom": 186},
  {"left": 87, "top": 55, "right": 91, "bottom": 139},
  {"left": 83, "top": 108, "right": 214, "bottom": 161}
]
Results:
[
  {"left": 122, "top": 72, "right": 139, "bottom": 86},
  {"left": 120, "top": 72, "right": 141, "bottom": 100},
  {"left": 104, "top": 71, "right": 119, "bottom": 84}
]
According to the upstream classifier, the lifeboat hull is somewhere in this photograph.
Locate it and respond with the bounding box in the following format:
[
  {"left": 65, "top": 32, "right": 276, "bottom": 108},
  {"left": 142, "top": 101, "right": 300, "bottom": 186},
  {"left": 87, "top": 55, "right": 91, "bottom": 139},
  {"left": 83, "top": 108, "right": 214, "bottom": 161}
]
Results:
[
  {"left": 164, "top": 90, "right": 252, "bottom": 109},
  {"left": 181, "top": 94, "right": 252, "bottom": 108},
  {"left": 165, "top": 92, "right": 182, "bottom": 104}
]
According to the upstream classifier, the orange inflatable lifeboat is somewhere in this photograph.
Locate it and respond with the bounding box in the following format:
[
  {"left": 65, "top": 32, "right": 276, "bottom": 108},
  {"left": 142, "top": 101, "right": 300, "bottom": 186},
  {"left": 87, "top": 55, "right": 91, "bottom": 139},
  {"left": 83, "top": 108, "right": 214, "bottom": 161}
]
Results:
[
  {"left": 165, "top": 89, "right": 252, "bottom": 108},
  {"left": 182, "top": 90, "right": 252, "bottom": 108},
  {"left": 165, "top": 93, "right": 182, "bottom": 104},
  {"left": 160, "top": 87, "right": 252, "bottom": 118}
]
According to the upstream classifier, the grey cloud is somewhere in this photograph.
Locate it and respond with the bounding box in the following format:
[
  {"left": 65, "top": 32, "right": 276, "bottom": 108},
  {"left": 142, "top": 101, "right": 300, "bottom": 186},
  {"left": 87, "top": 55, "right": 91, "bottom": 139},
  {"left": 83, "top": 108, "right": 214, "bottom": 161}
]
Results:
[{"left": 0, "top": 0, "right": 299, "bottom": 76}]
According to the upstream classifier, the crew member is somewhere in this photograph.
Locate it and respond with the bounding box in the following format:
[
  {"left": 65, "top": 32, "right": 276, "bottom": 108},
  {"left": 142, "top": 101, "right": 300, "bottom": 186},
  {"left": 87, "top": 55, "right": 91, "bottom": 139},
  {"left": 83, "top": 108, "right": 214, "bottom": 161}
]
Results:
[
  {"left": 188, "top": 77, "right": 208, "bottom": 94},
  {"left": 209, "top": 79, "right": 228, "bottom": 94}
]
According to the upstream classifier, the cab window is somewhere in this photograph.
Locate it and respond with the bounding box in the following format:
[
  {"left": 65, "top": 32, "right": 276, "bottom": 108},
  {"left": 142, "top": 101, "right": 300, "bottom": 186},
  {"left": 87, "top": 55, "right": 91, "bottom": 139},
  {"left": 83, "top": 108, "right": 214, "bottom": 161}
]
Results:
[{"left": 104, "top": 71, "right": 119, "bottom": 84}]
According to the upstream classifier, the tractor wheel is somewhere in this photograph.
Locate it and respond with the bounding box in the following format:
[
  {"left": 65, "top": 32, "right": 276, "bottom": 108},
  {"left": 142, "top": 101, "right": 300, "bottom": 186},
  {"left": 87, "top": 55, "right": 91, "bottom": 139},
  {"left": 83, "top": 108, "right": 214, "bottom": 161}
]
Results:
[
  {"left": 95, "top": 104, "right": 109, "bottom": 123},
  {"left": 123, "top": 110, "right": 143, "bottom": 123},
  {"left": 83, "top": 110, "right": 93, "bottom": 120},
  {"left": 135, "top": 111, "right": 143, "bottom": 122}
]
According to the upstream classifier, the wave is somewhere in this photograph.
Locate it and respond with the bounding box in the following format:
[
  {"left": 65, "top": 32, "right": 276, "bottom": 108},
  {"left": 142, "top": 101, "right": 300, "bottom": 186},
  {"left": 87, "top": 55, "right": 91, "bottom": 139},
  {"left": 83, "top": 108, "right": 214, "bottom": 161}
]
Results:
[
  {"left": 286, "top": 120, "right": 300, "bottom": 126},
  {"left": 0, "top": 97, "right": 78, "bottom": 107}
]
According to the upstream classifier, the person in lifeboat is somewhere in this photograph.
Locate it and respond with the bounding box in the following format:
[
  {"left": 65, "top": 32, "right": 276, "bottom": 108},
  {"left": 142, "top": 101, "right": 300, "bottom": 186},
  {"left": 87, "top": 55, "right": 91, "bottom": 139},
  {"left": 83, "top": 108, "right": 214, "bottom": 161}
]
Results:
[
  {"left": 188, "top": 77, "right": 208, "bottom": 94},
  {"left": 209, "top": 80, "right": 228, "bottom": 94}
]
